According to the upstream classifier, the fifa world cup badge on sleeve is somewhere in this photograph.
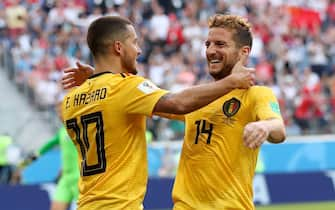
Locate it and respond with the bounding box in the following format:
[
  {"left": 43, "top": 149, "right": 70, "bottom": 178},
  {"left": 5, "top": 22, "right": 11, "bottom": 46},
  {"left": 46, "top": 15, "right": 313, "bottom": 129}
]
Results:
[
  {"left": 137, "top": 80, "right": 159, "bottom": 94},
  {"left": 269, "top": 101, "right": 281, "bottom": 114}
]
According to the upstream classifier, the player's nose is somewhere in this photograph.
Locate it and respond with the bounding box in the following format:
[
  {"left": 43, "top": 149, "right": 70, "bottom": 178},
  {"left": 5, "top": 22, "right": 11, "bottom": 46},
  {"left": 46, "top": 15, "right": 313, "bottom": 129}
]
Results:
[
  {"left": 206, "top": 44, "right": 217, "bottom": 57},
  {"left": 137, "top": 46, "right": 142, "bottom": 56}
]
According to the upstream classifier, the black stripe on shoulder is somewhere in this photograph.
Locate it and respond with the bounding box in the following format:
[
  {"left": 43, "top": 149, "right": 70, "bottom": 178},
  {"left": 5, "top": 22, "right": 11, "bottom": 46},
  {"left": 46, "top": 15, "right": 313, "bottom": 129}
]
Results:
[{"left": 120, "top": 73, "right": 126, "bottom": 78}]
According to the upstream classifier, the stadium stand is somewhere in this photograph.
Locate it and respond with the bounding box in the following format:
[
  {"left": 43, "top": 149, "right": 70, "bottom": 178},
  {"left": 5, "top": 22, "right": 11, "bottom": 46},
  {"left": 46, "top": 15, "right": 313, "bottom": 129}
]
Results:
[
  {"left": 1, "top": 0, "right": 335, "bottom": 143},
  {"left": 0, "top": 68, "right": 55, "bottom": 152}
]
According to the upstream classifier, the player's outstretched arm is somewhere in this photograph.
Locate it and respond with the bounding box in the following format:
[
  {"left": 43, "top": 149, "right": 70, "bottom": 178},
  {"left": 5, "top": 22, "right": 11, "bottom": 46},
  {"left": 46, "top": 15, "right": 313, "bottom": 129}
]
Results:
[
  {"left": 154, "top": 112, "right": 185, "bottom": 121},
  {"left": 153, "top": 56, "right": 255, "bottom": 114},
  {"left": 243, "top": 118, "right": 286, "bottom": 149},
  {"left": 62, "top": 62, "right": 94, "bottom": 89}
]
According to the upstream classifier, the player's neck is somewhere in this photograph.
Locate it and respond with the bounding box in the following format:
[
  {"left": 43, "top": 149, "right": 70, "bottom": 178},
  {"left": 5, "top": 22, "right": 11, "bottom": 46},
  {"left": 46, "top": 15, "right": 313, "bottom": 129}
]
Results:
[{"left": 94, "top": 56, "right": 125, "bottom": 74}]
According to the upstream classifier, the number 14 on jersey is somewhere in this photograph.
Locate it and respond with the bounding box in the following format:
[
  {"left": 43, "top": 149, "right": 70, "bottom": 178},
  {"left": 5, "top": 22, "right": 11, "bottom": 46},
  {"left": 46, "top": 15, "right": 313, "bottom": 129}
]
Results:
[{"left": 194, "top": 120, "right": 213, "bottom": 144}]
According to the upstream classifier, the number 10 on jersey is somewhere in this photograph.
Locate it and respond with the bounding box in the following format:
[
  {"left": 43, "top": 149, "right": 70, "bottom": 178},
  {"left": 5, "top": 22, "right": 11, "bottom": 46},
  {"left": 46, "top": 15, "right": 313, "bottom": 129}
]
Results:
[{"left": 66, "top": 111, "right": 106, "bottom": 176}]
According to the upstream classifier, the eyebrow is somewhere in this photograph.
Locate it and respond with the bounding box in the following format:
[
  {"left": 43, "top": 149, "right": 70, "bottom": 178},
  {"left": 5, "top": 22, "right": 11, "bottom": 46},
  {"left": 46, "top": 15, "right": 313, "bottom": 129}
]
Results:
[
  {"left": 205, "top": 40, "right": 228, "bottom": 44},
  {"left": 216, "top": 40, "right": 228, "bottom": 44}
]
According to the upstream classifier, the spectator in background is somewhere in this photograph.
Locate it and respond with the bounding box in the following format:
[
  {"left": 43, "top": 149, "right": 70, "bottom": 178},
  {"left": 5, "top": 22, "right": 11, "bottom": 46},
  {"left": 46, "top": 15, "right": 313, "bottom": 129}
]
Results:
[
  {"left": 308, "top": 36, "right": 330, "bottom": 77},
  {"left": 255, "top": 55, "right": 274, "bottom": 85},
  {"left": 327, "top": 0, "right": 335, "bottom": 25},
  {"left": 165, "top": 13, "right": 185, "bottom": 55},
  {"left": 294, "top": 84, "right": 329, "bottom": 134},
  {"left": 4, "top": 0, "right": 27, "bottom": 41},
  {"left": 149, "top": 4, "right": 169, "bottom": 47}
]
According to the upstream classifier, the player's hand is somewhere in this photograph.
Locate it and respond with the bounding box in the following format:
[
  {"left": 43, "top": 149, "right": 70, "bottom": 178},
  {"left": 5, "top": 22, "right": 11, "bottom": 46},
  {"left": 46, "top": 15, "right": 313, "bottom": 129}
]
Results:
[
  {"left": 11, "top": 152, "right": 40, "bottom": 185},
  {"left": 17, "top": 152, "right": 39, "bottom": 170},
  {"left": 10, "top": 168, "right": 22, "bottom": 185},
  {"left": 230, "top": 54, "right": 255, "bottom": 89},
  {"left": 62, "top": 62, "right": 94, "bottom": 89},
  {"left": 243, "top": 121, "right": 269, "bottom": 149}
]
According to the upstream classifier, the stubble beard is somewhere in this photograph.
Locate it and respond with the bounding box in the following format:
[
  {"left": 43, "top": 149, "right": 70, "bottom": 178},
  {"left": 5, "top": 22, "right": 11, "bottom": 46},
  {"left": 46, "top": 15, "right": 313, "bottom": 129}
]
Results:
[
  {"left": 122, "top": 54, "right": 138, "bottom": 74},
  {"left": 209, "top": 63, "right": 235, "bottom": 81}
]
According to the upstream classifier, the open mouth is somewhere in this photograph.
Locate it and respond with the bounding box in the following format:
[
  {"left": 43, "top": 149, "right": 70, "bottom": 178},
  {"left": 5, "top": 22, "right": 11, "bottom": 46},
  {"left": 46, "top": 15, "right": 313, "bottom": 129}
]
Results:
[{"left": 209, "top": 59, "right": 222, "bottom": 64}]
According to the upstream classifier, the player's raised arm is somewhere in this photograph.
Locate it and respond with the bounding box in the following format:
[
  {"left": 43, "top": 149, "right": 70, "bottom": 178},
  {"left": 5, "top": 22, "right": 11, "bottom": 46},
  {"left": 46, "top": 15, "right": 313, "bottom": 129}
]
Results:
[
  {"left": 62, "top": 62, "right": 94, "bottom": 89},
  {"left": 153, "top": 64, "right": 255, "bottom": 115},
  {"left": 153, "top": 112, "right": 185, "bottom": 121}
]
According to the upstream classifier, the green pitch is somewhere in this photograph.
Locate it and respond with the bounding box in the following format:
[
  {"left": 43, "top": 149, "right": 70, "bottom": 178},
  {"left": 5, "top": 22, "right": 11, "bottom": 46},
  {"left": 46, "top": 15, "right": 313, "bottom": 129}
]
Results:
[{"left": 256, "top": 202, "right": 335, "bottom": 210}]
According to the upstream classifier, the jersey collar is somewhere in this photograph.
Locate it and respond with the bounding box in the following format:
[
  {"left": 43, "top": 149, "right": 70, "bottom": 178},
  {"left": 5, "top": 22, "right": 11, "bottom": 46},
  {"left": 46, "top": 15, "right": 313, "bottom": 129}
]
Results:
[{"left": 89, "top": 71, "right": 114, "bottom": 79}]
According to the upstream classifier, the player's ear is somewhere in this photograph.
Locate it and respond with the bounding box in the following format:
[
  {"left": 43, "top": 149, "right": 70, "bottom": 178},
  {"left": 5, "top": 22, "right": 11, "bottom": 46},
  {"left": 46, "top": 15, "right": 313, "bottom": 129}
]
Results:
[
  {"left": 239, "top": 46, "right": 250, "bottom": 64},
  {"left": 239, "top": 46, "right": 250, "bottom": 57},
  {"left": 113, "top": 40, "right": 122, "bottom": 55}
]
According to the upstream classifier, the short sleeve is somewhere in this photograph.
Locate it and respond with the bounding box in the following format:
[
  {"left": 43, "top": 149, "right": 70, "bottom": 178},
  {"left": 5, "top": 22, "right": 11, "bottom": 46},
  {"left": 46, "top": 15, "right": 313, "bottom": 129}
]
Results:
[
  {"left": 251, "top": 86, "right": 283, "bottom": 121},
  {"left": 119, "top": 75, "right": 169, "bottom": 116}
]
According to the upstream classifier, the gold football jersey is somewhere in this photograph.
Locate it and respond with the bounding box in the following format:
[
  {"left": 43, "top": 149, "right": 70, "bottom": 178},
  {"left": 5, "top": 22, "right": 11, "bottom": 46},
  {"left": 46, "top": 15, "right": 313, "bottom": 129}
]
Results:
[
  {"left": 173, "top": 86, "right": 282, "bottom": 210},
  {"left": 62, "top": 72, "right": 168, "bottom": 210}
]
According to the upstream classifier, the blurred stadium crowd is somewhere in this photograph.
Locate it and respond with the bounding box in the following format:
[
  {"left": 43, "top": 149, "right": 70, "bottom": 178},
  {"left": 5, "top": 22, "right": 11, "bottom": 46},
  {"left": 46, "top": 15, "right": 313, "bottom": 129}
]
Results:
[{"left": 0, "top": 0, "right": 335, "bottom": 141}]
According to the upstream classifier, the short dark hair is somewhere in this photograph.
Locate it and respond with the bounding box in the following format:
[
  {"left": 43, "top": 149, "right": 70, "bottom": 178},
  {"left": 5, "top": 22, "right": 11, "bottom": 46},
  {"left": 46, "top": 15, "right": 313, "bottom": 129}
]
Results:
[
  {"left": 208, "top": 14, "right": 253, "bottom": 49},
  {"left": 87, "top": 16, "right": 133, "bottom": 57}
]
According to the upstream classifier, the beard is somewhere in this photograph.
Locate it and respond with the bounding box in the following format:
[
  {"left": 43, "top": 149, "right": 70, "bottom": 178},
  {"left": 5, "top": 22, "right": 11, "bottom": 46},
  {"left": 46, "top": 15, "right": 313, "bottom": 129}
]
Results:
[
  {"left": 207, "top": 50, "right": 240, "bottom": 80},
  {"left": 208, "top": 60, "right": 237, "bottom": 80},
  {"left": 121, "top": 53, "right": 138, "bottom": 75}
]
